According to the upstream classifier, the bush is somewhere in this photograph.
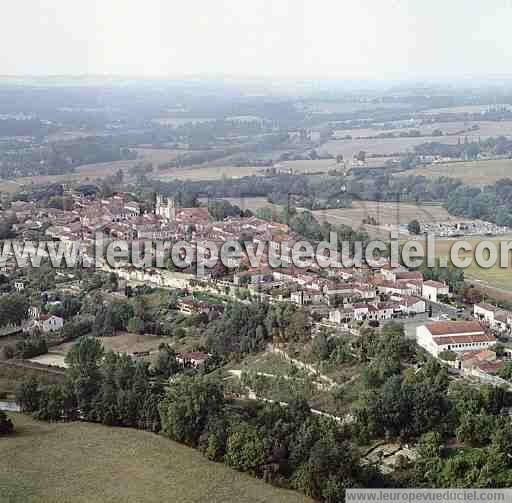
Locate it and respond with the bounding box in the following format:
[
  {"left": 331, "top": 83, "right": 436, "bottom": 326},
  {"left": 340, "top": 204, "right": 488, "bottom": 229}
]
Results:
[{"left": 438, "top": 350, "right": 457, "bottom": 362}]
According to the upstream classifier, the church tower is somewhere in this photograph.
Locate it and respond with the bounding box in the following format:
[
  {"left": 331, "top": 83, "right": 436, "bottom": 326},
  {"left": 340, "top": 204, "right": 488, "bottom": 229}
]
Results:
[
  {"left": 155, "top": 193, "right": 176, "bottom": 221},
  {"left": 155, "top": 194, "right": 162, "bottom": 215},
  {"left": 167, "top": 197, "right": 176, "bottom": 222}
]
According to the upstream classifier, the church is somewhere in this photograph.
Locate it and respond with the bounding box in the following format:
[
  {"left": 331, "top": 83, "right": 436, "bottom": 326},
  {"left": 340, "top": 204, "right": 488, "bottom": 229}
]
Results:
[{"left": 155, "top": 194, "right": 176, "bottom": 221}]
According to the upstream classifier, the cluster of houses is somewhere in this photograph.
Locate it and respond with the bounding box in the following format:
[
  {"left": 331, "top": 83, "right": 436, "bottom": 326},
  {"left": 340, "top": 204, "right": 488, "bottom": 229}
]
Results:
[
  {"left": 4, "top": 187, "right": 512, "bottom": 398},
  {"left": 25, "top": 305, "right": 64, "bottom": 334},
  {"left": 6, "top": 189, "right": 460, "bottom": 330},
  {"left": 324, "top": 266, "right": 452, "bottom": 326},
  {"left": 415, "top": 302, "right": 512, "bottom": 384}
]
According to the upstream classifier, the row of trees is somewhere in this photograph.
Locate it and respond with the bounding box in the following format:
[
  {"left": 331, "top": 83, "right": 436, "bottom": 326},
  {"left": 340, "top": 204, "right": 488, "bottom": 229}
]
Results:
[
  {"left": 446, "top": 178, "right": 512, "bottom": 226},
  {"left": 159, "top": 376, "right": 381, "bottom": 501},
  {"left": 16, "top": 338, "right": 165, "bottom": 430},
  {"left": 2, "top": 335, "right": 48, "bottom": 360}
]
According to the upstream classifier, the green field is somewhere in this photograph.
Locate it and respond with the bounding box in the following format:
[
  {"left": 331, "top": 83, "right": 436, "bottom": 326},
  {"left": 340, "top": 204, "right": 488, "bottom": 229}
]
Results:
[
  {"left": 432, "top": 238, "right": 512, "bottom": 292},
  {"left": 1, "top": 413, "right": 312, "bottom": 503},
  {"left": 411, "top": 237, "right": 512, "bottom": 299},
  {"left": 399, "top": 159, "right": 512, "bottom": 186}
]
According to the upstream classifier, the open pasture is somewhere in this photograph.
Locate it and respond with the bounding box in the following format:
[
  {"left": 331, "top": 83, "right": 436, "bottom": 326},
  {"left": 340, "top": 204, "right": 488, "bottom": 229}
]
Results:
[
  {"left": 322, "top": 134, "right": 465, "bottom": 161},
  {"left": 399, "top": 158, "right": 512, "bottom": 186},
  {"left": 154, "top": 164, "right": 263, "bottom": 181},
  {"left": 1, "top": 413, "right": 311, "bottom": 503}
]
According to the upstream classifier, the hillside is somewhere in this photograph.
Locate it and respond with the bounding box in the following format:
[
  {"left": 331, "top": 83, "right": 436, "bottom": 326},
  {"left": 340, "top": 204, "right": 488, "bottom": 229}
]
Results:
[{"left": 1, "top": 413, "right": 312, "bottom": 503}]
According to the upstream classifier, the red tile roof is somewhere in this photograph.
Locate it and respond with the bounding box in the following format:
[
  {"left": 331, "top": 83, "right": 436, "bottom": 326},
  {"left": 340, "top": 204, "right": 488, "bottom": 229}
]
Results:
[
  {"left": 402, "top": 296, "right": 424, "bottom": 306},
  {"left": 396, "top": 271, "right": 423, "bottom": 280},
  {"left": 423, "top": 280, "right": 447, "bottom": 288},
  {"left": 477, "top": 361, "right": 504, "bottom": 375},
  {"left": 426, "top": 320, "right": 484, "bottom": 336}
]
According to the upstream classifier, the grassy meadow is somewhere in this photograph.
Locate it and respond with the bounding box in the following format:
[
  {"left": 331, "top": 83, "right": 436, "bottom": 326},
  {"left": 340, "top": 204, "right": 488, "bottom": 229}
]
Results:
[
  {"left": 408, "top": 236, "right": 512, "bottom": 296},
  {"left": 400, "top": 158, "right": 512, "bottom": 186},
  {"left": 1, "top": 413, "right": 312, "bottom": 503}
]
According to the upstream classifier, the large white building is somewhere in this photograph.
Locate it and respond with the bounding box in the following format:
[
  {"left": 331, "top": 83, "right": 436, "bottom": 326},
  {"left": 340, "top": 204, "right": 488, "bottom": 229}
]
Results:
[{"left": 416, "top": 320, "right": 495, "bottom": 358}]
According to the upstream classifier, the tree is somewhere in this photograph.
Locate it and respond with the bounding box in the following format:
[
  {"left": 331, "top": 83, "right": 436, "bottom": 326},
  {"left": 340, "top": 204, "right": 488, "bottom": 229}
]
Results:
[
  {"left": 62, "top": 296, "right": 81, "bottom": 318},
  {"left": 292, "top": 437, "right": 360, "bottom": 502},
  {"left": 225, "top": 423, "right": 268, "bottom": 475},
  {"left": 0, "top": 294, "right": 29, "bottom": 327},
  {"left": 137, "top": 390, "right": 162, "bottom": 433},
  {"left": 312, "top": 333, "right": 330, "bottom": 361},
  {"left": 159, "top": 375, "right": 225, "bottom": 446},
  {"left": 133, "top": 296, "right": 148, "bottom": 321},
  {"left": 0, "top": 410, "right": 13, "bottom": 435},
  {"left": 65, "top": 337, "right": 104, "bottom": 419},
  {"left": 153, "top": 345, "right": 179, "bottom": 379},
  {"left": 415, "top": 431, "right": 443, "bottom": 486},
  {"left": 16, "top": 378, "right": 41, "bottom": 412},
  {"left": 33, "top": 384, "right": 73, "bottom": 421},
  {"left": 456, "top": 413, "right": 496, "bottom": 447},
  {"left": 111, "top": 301, "right": 135, "bottom": 330},
  {"left": 198, "top": 416, "right": 228, "bottom": 461},
  {"left": 407, "top": 219, "right": 421, "bottom": 235}
]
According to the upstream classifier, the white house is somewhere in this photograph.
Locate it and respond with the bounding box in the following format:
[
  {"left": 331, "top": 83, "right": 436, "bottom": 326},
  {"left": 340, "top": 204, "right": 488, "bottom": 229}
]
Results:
[
  {"left": 377, "top": 281, "right": 415, "bottom": 298},
  {"left": 380, "top": 264, "right": 409, "bottom": 282},
  {"left": 353, "top": 303, "right": 395, "bottom": 321},
  {"left": 474, "top": 303, "right": 511, "bottom": 333},
  {"left": 291, "top": 289, "right": 325, "bottom": 305},
  {"left": 176, "top": 351, "right": 209, "bottom": 368},
  {"left": 329, "top": 308, "right": 354, "bottom": 324},
  {"left": 473, "top": 303, "right": 497, "bottom": 324},
  {"left": 28, "top": 306, "right": 41, "bottom": 320},
  {"left": 14, "top": 281, "right": 25, "bottom": 292},
  {"left": 416, "top": 320, "right": 495, "bottom": 358},
  {"left": 353, "top": 284, "right": 377, "bottom": 300},
  {"left": 399, "top": 296, "right": 426, "bottom": 315},
  {"left": 36, "top": 314, "right": 64, "bottom": 333},
  {"left": 422, "top": 280, "right": 449, "bottom": 303}
]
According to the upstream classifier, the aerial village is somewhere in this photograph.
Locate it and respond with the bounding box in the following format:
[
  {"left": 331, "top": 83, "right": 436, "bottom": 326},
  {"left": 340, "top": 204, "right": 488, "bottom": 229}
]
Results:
[{"left": 1, "top": 186, "right": 511, "bottom": 393}]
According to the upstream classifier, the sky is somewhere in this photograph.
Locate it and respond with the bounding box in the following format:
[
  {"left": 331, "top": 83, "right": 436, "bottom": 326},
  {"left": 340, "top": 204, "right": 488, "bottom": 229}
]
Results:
[{"left": 1, "top": 0, "right": 512, "bottom": 80}]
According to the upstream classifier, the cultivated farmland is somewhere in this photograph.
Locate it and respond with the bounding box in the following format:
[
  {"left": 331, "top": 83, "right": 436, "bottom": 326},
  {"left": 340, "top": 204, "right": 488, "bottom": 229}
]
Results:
[{"left": 313, "top": 201, "right": 456, "bottom": 239}]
